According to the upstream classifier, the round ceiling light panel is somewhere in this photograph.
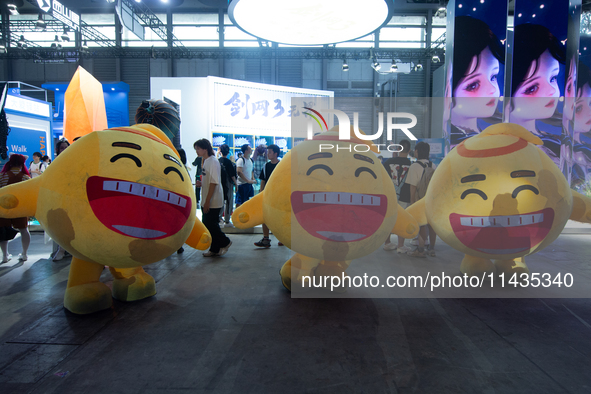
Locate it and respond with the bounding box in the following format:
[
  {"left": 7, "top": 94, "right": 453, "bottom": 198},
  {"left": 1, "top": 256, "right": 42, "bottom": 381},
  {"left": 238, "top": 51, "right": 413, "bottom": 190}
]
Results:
[{"left": 228, "top": 0, "right": 394, "bottom": 46}]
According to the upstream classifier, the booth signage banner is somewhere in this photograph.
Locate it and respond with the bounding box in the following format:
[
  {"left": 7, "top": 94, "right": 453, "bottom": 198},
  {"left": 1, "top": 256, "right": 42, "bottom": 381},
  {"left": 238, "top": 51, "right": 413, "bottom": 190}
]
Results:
[
  {"left": 212, "top": 80, "right": 332, "bottom": 133},
  {"left": 6, "top": 127, "right": 48, "bottom": 158},
  {"left": 5, "top": 94, "right": 51, "bottom": 118}
]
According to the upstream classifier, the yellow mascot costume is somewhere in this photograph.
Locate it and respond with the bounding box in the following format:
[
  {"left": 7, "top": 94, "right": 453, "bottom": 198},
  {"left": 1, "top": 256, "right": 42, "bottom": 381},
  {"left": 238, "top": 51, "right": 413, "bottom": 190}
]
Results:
[
  {"left": 232, "top": 127, "right": 419, "bottom": 291},
  {"left": 0, "top": 124, "right": 211, "bottom": 314},
  {"left": 406, "top": 123, "right": 591, "bottom": 277}
]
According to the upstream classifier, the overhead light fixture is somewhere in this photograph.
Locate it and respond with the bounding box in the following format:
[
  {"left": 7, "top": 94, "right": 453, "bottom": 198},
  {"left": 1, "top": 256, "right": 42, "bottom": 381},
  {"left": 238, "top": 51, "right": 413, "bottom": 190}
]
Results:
[
  {"left": 61, "top": 27, "right": 70, "bottom": 42},
  {"left": 390, "top": 60, "right": 398, "bottom": 72},
  {"left": 17, "top": 35, "right": 26, "bottom": 48},
  {"left": 228, "top": 0, "right": 394, "bottom": 46},
  {"left": 372, "top": 59, "right": 381, "bottom": 71},
  {"left": 51, "top": 35, "right": 62, "bottom": 49},
  {"left": 7, "top": 4, "right": 18, "bottom": 15},
  {"left": 106, "top": 0, "right": 116, "bottom": 3},
  {"left": 342, "top": 59, "right": 349, "bottom": 72},
  {"left": 36, "top": 13, "right": 46, "bottom": 30},
  {"left": 414, "top": 62, "right": 423, "bottom": 71},
  {"left": 432, "top": 55, "right": 441, "bottom": 63},
  {"left": 81, "top": 40, "right": 89, "bottom": 50}
]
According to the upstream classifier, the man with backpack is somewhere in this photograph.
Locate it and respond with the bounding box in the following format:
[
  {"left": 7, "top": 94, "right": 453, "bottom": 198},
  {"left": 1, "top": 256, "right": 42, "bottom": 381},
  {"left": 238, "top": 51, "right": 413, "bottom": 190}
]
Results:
[
  {"left": 218, "top": 144, "right": 237, "bottom": 228},
  {"left": 382, "top": 139, "right": 412, "bottom": 252},
  {"left": 406, "top": 141, "right": 437, "bottom": 258},
  {"left": 236, "top": 144, "right": 256, "bottom": 207}
]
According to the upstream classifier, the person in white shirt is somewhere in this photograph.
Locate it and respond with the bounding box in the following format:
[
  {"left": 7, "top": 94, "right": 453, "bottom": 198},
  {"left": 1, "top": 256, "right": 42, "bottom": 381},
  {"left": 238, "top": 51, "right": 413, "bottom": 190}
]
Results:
[
  {"left": 194, "top": 139, "right": 232, "bottom": 257},
  {"left": 29, "top": 152, "right": 46, "bottom": 179},
  {"left": 235, "top": 144, "right": 256, "bottom": 207}
]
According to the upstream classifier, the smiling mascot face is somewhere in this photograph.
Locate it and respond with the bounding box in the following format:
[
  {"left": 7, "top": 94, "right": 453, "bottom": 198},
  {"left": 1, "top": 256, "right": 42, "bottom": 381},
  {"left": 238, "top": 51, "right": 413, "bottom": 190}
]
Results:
[
  {"left": 426, "top": 123, "right": 572, "bottom": 260},
  {"left": 261, "top": 131, "right": 400, "bottom": 261},
  {"left": 37, "top": 124, "right": 196, "bottom": 267}
]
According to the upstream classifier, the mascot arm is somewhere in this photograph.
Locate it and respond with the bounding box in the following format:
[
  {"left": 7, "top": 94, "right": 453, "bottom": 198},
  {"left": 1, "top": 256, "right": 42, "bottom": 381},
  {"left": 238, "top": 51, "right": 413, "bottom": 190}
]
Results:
[
  {"left": 231, "top": 192, "right": 264, "bottom": 228},
  {"left": 0, "top": 177, "right": 40, "bottom": 218},
  {"left": 405, "top": 198, "right": 428, "bottom": 226},
  {"left": 570, "top": 191, "right": 591, "bottom": 223},
  {"left": 391, "top": 203, "right": 420, "bottom": 239},
  {"left": 184, "top": 219, "right": 212, "bottom": 250}
]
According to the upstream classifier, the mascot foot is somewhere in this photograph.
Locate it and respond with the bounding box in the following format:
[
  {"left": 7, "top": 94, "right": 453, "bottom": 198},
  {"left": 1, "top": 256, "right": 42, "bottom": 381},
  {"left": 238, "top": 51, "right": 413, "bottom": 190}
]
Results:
[
  {"left": 280, "top": 254, "right": 320, "bottom": 292},
  {"left": 109, "top": 267, "right": 156, "bottom": 302},
  {"left": 64, "top": 282, "right": 113, "bottom": 314},
  {"left": 494, "top": 257, "right": 529, "bottom": 278},
  {"left": 280, "top": 260, "right": 293, "bottom": 291},
  {"left": 460, "top": 254, "right": 496, "bottom": 277}
]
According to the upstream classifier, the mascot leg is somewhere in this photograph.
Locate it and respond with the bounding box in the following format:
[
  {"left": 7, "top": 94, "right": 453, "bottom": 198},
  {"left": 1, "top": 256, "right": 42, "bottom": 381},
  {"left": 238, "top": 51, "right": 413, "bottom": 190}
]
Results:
[
  {"left": 494, "top": 257, "right": 529, "bottom": 277},
  {"left": 460, "top": 254, "right": 496, "bottom": 277},
  {"left": 314, "top": 260, "right": 352, "bottom": 292},
  {"left": 109, "top": 266, "right": 156, "bottom": 302},
  {"left": 64, "top": 257, "right": 112, "bottom": 314},
  {"left": 279, "top": 253, "right": 321, "bottom": 291}
]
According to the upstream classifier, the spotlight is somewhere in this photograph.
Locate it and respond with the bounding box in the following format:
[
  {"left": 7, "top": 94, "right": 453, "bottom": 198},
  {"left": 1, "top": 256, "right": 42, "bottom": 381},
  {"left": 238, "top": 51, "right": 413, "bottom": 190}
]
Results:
[
  {"left": 372, "top": 59, "right": 381, "bottom": 71},
  {"left": 414, "top": 62, "right": 423, "bottom": 71},
  {"left": 36, "top": 13, "right": 46, "bottom": 30},
  {"left": 7, "top": 4, "right": 18, "bottom": 15},
  {"left": 342, "top": 59, "right": 349, "bottom": 72},
  {"left": 432, "top": 55, "right": 441, "bottom": 63},
  {"left": 82, "top": 40, "right": 88, "bottom": 49},
  {"left": 390, "top": 60, "right": 398, "bottom": 72},
  {"left": 435, "top": 7, "right": 447, "bottom": 18},
  {"left": 17, "top": 35, "right": 26, "bottom": 48},
  {"left": 61, "top": 27, "right": 70, "bottom": 42},
  {"left": 51, "top": 35, "right": 62, "bottom": 49}
]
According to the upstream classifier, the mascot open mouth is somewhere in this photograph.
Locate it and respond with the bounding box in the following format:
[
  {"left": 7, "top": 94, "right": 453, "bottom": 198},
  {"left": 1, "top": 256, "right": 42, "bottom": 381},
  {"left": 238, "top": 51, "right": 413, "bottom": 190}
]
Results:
[
  {"left": 449, "top": 208, "right": 554, "bottom": 254},
  {"left": 87, "top": 176, "right": 191, "bottom": 239},
  {"left": 291, "top": 191, "right": 387, "bottom": 242}
]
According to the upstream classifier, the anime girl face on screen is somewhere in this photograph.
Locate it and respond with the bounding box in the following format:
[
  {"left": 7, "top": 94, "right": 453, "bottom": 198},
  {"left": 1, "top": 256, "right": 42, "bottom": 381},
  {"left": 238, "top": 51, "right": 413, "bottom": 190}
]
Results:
[
  {"left": 572, "top": 62, "right": 591, "bottom": 190},
  {"left": 509, "top": 24, "right": 565, "bottom": 132},
  {"left": 450, "top": 16, "right": 504, "bottom": 148}
]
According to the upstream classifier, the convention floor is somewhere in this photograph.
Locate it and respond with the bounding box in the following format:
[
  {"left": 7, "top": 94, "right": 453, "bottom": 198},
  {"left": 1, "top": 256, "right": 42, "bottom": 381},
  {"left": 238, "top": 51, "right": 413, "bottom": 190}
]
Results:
[{"left": 0, "top": 232, "right": 590, "bottom": 393}]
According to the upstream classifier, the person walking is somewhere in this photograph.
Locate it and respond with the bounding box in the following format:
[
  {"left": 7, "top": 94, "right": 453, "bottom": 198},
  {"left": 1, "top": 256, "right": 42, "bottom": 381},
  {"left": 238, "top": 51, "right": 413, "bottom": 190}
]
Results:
[
  {"left": 0, "top": 154, "right": 31, "bottom": 262},
  {"left": 218, "top": 144, "right": 237, "bottom": 228},
  {"left": 194, "top": 139, "right": 232, "bottom": 257},
  {"left": 254, "top": 144, "right": 281, "bottom": 248}
]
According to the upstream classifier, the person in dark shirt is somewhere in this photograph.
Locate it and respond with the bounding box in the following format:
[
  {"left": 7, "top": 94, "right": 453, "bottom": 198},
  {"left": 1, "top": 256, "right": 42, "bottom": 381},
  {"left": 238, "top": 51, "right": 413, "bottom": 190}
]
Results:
[
  {"left": 218, "top": 144, "right": 237, "bottom": 227},
  {"left": 382, "top": 139, "right": 412, "bottom": 252},
  {"left": 254, "top": 144, "right": 281, "bottom": 248}
]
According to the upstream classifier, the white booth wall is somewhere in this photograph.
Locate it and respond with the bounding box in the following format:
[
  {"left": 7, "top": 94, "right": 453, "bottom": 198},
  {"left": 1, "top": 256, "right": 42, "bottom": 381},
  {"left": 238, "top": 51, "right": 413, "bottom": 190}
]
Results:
[{"left": 150, "top": 76, "right": 333, "bottom": 167}]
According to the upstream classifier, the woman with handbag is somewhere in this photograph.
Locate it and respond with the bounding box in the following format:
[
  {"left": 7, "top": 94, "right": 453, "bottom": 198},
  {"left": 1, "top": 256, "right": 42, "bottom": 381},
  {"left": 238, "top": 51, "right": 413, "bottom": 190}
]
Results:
[{"left": 0, "top": 154, "right": 31, "bottom": 263}]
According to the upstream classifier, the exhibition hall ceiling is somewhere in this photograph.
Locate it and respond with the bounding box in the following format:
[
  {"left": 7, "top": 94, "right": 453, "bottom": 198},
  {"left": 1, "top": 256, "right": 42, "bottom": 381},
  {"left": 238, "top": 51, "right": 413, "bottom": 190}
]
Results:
[{"left": 9, "top": 0, "right": 444, "bottom": 15}]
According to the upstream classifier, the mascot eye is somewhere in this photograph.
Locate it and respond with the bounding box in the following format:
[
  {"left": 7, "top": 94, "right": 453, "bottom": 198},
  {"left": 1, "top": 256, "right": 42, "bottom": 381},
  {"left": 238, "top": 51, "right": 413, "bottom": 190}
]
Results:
[
  {"left": 306, "top": 164, "right": 333, "bottom": 176},
  {"left": 110, "top": 153, "right": 142, "bottom": 167},
  {"left": 355, "top": 167, "right": 377, "bottom": 179},
  {"left": 164, "top": 167, "right": 185, "bottom": 182},
  {"left": 512, "top": 185, "right": 539, "bottom": 198},
  {"left": 461, "top": 189, "right": 488, "bottom": 200}
]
